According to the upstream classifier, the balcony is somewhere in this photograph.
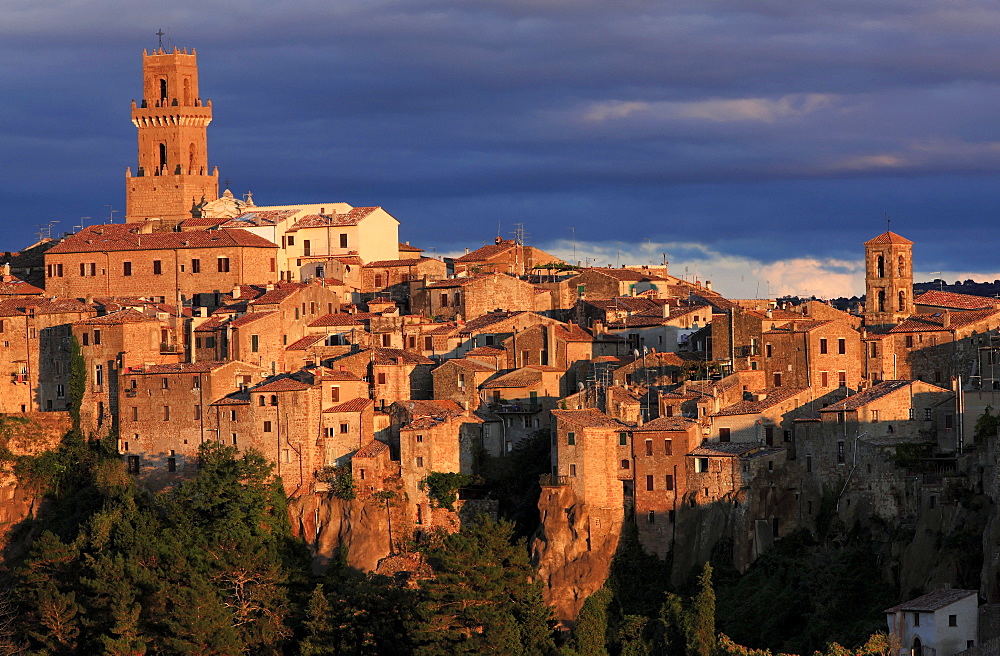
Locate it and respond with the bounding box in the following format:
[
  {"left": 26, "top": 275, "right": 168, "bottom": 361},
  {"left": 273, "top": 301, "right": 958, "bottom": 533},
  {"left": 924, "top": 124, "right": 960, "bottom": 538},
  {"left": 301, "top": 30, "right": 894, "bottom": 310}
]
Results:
[
  {"left": 539, "top": 473, "right": 569, "bottom": 487},
  {"left": 160, "top": 342, "right": 180, "bottom": 354}
]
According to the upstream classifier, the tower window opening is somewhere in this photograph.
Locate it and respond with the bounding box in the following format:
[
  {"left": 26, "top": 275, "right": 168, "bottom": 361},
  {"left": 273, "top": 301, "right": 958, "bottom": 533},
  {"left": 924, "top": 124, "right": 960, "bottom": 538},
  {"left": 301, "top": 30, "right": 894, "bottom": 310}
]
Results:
[
  {"left": 876, "top": 255, "right": 885, "bottom": 278},
  {"left": 898, "top": 255, "right": 905, "bottom": 277},
  {"left": 159, "top": 143, "right": 167, "bottom": 170},
  {"left": 877, "top": 289, "right": 885, "bottom": 313},
  {"left": 159, "top": 78, "right": 168, "bottom": 101},
  {"left": 189, "top": 143, "right": 196, "bottom": 173},
  {"left": 898, "top": 290, "right": 905, "bottom": 312}
]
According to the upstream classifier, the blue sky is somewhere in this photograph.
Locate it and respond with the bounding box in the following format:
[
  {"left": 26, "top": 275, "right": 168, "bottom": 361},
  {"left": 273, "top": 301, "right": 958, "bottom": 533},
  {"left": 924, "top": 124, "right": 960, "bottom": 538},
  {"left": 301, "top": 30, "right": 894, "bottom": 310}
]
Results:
[{"left": 4, "top": 1, "right": 1000, "bottom": 297}]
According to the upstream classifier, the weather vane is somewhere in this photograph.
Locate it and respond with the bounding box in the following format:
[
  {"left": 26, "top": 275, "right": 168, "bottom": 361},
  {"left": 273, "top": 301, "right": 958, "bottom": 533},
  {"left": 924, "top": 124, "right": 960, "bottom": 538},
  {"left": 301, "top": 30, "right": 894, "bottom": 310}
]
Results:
[{"left": 156, "top": 29, "right": 165, "bottom": 50}]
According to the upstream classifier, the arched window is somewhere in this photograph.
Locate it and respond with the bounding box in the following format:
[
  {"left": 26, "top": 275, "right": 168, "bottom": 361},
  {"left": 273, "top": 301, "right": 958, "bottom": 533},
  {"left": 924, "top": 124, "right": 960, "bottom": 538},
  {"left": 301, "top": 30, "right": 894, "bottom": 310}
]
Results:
[
  {"left": 876, "top": 255, "right": 885, "bottom": 278},
  {"left": 898, "top": 255, "right": 905, "bottom": 277},
  {"left": 159, "top": 78, "right": 168, "bottom": 101},
  {"left": 158, "top": 143, "right": 167, "bottom": 170},
  {"left": 257, "top": 396, "right": 265, "bottom": 407},
  {"left": 620, "top": 459, "right": 630, "bottom": 469},
  {"left": 188, "top": 143, "right": 196, "bottom": 173},
  {"left": 877, "top": 290, "right": 886, "bottom": 312},
  {"left": 183, "top": 78, "right": 191, "bottom": 105},
  {"left": 269, "top": 395, "right": 278, "bottom": 406},
  {"left": 898, "top": 290, "right": 906, "bottom": 312}
]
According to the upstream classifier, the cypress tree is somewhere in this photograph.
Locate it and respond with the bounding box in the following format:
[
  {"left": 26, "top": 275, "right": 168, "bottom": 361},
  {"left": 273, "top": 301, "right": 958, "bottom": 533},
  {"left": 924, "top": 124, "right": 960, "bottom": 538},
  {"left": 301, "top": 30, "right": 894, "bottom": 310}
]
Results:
[{"left": 685, "top": 563, "right": 715, "bottom": 656}]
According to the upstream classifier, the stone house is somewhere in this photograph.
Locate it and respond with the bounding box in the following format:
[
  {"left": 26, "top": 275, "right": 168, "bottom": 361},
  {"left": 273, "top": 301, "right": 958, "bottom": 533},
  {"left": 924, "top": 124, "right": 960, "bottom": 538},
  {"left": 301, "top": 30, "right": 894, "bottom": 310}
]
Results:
[
  {"left": 709, "top": 386, "right": 814, "bottom": 446},
  {"left": 431, "top": 358, "right": 497, "bottom": 411},
  {"left": 74, "top": 308, "right": 182, "bottom": 434},
  {"left": 44, "top": 223, "right": 278, "bottom": 303},
  {"left": 604, "top": 304, "right": 714, "bottom": 353},
  {"left": 550, "top": 408, "right": 631, "bottom": 511},
  {"left": 630, "top": 416, "right": 701, "bottom": 557},
  {"left": 570, "top": 268, "right": 672, "bottom": 301},
  {"left": 762, "top": 319, "right": 863, "bottom": 398},
  {"left": 448, "top": 238, "right": 563, "bottom": 277},
  {"left": 421, "top": 273, "right": 537, "bottom": 322},
  {"left": 481, "top": 365, "right": 563, "bottom": 442},
  {"left": 320, "top": 397, "right": 375, "bottom": 467},
  {"left": 351, "top": 440, "right": 397, "bottom": 498},
  {"left": 914, "top": 290, "right": 1000, "bottom": 314},
  {"left": 328, "top": 347, "right": 434, "bottom": 409},
  {"left": 685, "top": 443, "right": 786, "bottom": 507},
  {"left": 361, "top": 257, "right": 447, "bottom": 306},
  {"left": 118, "top": 360, "right": 269, "bottom": 486},
  {"left": 711, "top": 306, "right": 805, "bottom": 374},
  {"left": 885, "top": 588, "right": 979, "bottom": 656},
  {"left": 0, "top": 297, "right": 95, "bottom": 413}
]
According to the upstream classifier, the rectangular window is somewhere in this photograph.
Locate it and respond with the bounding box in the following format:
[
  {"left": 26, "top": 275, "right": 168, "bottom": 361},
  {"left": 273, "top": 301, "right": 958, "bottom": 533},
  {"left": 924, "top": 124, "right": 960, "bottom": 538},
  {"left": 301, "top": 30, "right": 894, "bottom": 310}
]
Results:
[
  {"left": 619, "top": 432, "right": 628, "bottom": 446},
  {"left": 95, "top": 364, "right": 103, "bottom": 386},
  {"left": 286, "top": 236, "right": 294, "bottom": 247},
  {"left": 821, "top": 371, "right": 828, "bottom": 387},
  {"left": 131, "top": 407, "right": 138, "bottom": 421},
  {"left": 80, "top": 262, "right": 86, "bottom": 277},
  {"left": 945, "top": 414, "right": 954, "bottom": 429},
  {"left": 377, "top": 372, "right": 387, "bottom": 385},
  {"left": 340, "top": 423, "right": 349, "bottom": 434},
  {"left": 163, "top": 405, "right": 170, "bottom": 421},
  {"left": 217, "top": 257, "right": 230, "bottom": 273},
  {"left": 192, "top": 376, "right": 201, "bottom": 389},
  {"left": 905, "top": 335, "right": 914, "bottom": 348},
  {"left": 765, "top": 344, "right": 773, "bottom": 358},
  {"left": 567, "top": 432, "right": 576, "bottom": 446},
  {"left": 167, "top": 457, "right": 176, "bottom": 473},
  {"left": 440, "top": 293, "right": 449, "bottom": 308},
  {"left": 161, "top": 377, "right": 169, "bottom": 389},
  {"left": 719, "top": 427, "right": 731, "bottom": 442},
  {"left": 695, "top": 457, "right": 709, "bottom": 473},
  {"left": 665, "top": 474, "right": 674, "bottom": 491},
  {"left": 82, "top": 333, "right": 89, "bottom": 346},
  {"left": 569, "top": 463, "right": 577, "bottom": 476},
  {"left": 765, "top": 426, "right": 774, "bottom": 446},
  {"left": 339, "top": 233, "right": 348, "bottom": 248},
  {"left": 664, "top": 439, "right": 672, "bottom": 455},
  {"left": 56, "top": 384, "right": 65, "bottom": 399},
  {"left": 913, "top": 613, "right": 920, "bottom": 627},
  {"left": 263, "top": 421, "right": 272, "bottom": 433},
  {"left": 806, "top": 455, "right": 812, "bottom": 472},
  {"left": 871, "top": 409, "right": 879, "bottom": 422},
  {"left": 303, "top": 240, "right": 311, "bottom": 256},
  {"left": 194, "top": 405, "right": 201, "bottom": 420},
  {"left": 819, "top": 338, "right": 828, "bottom": 354},
  {"left": 869, "top": 342, "right": 877, "bottom": 358},
  {"left": 153, "top": 260, "right": 162, "bottom": 275},
  {"left": 838, "top": 371, "right": 847, "bottom": 387},
  {"left": 424, "top": 336, "right": 433, "bottom": 350},
  {"left": 838, "top": 338, "right": 846, "bottom": 354},
  {"left": 123, "top": 261, "right": 132, "bottom": 276},
  {"left": 191, "top": 258, "right": 201, "bottom": 273},
  {"left": 837, "top": 441, "right": 845, "bottom": 464},
  {"left": 251, "top": 334, "right": 259, "bottom": 353},
  {"left": 93, "top": 329, "right": 101, "bottom": 345},
  {"left": 645, "top": 440, "right": 653, "bottom": 456},
  {"left": 416, "top": 456, "right": 424, "bottom": 468},
  {"left": 645, "top": 475, "right": 654, "bottom": 491},
  {"left": 127, "top": 456, "right": 140, "bottom": 474}
]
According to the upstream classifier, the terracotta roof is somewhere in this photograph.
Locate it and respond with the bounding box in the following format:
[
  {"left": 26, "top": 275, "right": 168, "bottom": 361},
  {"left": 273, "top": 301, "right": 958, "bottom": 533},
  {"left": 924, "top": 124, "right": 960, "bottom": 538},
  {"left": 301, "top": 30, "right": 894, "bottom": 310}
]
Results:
[
  {"left": 319, "top": 369, "right": 362, "bottom": 381},
  {"left": 212, "top": 394, "right": 251, "bottom": 406},
  {"left": 864, "top": 231, "right": 913, "bottom": 246},
  {"left": 550, "top": 408, "right": 625, "bottom": 429},
  {"left": 889, "top": 308, "right": 1000, "bottom": 333},
  {"left": 609, "top": 386, "right": 644, "bottom": 404},
  {"left": 763, "top": 320, "right": 835, "bottom": 335},
  {"left": 633, "top": 416, "right": 698, "bottom": 432},
  {"left": 553, "top": 323, "right": 593, "bottom": 342},
  {"left": 76, "top": 308, "right": 156, "bottom": 325},
  {"left": 193, "top": 316, "right": 226, "bottom": 332},
  {"left": 689, "top": 443, "right": 760, "bottom": 457},
  {"left": 354, "top": 440, "right": 390, "bottom": 458},
  {"left": 401, "top": 399, "right": 466, "bottom": 419},
  {"left": 426, "top": 273, "right": 504, "bottom": 289},
  {"left": 223, "top": 209, "right": 298, "bottom": 226},
  {"left": 286, "top": 207, "right": 383, "bottom": 231},
  {"left": 47, "top": 224, "right": 277, "bottom": 253},
  {"left": 453, "top": 240, "right": 517, "bottom": 263},
  {"left": 466, "top": 346, "right": 506, "bottom": 357},
  {"left": 481, "top": 367, "right": 550, "bottom": 389},
  {"left": 253, "top": 377, "right": 312, "bottom": 392},
  {"left": 0, "top": 276, "right": 43, "bottom": 296},
  {"left": 712, "top": 387, "right": 809, "bottom": 416},
  {"left": 363, "top": 257, "right": 437, "bottom": 268},
  {"left": 327, "top": 397, "right": 374, "bottom": 413},
  {"left": 587, "top": 297, "right": 666, "bottom": 313},
  {"left": 582, "top": 268, "right": 669, "bottom": 282},
  {"left": 180, "top": 217, "right": 231, "bottom": 228},
  {"left": 398, "top": 242, "right": 423, "bottom": 252},
  {"left": 286, "top": 334, "right": 326, "bottom": 350},
  {"left": 370, "top": 348, "right": 434, "bottom": 365},
  {"left": 229, "top": 311, "right": 277, "bottom": 328},
  {"left": 442, "top": 358, "right": 496, "bottom": 373},
  {"left": 459, "top": 311, "right": 528, "bottom": 334},
  {"left": 914, "top": 290, "right": 1000, "bottom": 310},
  {"left": 125, "top": 361, "right": 232, "bottom": 374},
  {"left": 820, "top": 380, "right": 950, "bottom": 412},
  {"left": 884, "top": 589, "right": 976, "bottom": 613},
  {"left": 251, "top": 285, "right": 305, "bottom": 305},
  {"left": 309, "top": 313, "right": 376, "bottom": 327}
]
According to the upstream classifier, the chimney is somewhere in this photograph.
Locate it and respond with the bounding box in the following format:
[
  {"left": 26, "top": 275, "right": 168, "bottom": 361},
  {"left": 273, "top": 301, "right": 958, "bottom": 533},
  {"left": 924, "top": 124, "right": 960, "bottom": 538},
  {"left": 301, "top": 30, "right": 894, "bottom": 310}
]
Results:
[
  {"left": 593, "top": 320, "right": 604, "bottom": 335},
  {"left": 705, "top": 280, "right": 712, "bottom": 291},
  {"left": 232, "top": 285, "right": 241, "bottom": 300},
  {"left": 942, "top": 311, "right": 951, "bottom": 329}
]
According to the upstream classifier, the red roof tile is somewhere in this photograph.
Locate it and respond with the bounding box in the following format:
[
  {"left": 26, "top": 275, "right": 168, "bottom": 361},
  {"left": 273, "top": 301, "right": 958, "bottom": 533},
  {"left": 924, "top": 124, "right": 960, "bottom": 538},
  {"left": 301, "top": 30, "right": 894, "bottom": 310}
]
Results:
[
  {"left": 47, "top": 224, "right": 277, "bottom": 254},
  {"left": 327, "top": 397, "right": 374, "bottom": 413},
  {"left": 286, "top": 334, "right": 326, "bottom": 350},
  {"left": 229, "top": 311, "right": 277, "bottom": 327},
  {"left": 76, "top": 308, "right": 156, "bottom": 325},
  {"left": 453, "top": 240, "right": 516, "bottom": 263},
  {"left": 914, "top": 290, "right": 1000, "bottom": 310},
  {"left": 712, "top": 387, "right": 809, "bottom": 416},
  {"left": 354, "top": 440, "right": 390, "bottom": 458},
  {"left": 864, "top": 231, "right": 913, "bottom": 246},
  {"left": 254, "top": 378, "right": 312, "bottom": 392}
]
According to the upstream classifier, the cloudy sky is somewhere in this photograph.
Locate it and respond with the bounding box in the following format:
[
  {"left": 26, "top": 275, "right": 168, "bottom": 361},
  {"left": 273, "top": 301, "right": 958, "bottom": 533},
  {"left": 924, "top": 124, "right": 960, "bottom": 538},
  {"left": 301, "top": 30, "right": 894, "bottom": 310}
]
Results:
[{"left": 4, "top": 0, "right": 1000, "bottom": 298}]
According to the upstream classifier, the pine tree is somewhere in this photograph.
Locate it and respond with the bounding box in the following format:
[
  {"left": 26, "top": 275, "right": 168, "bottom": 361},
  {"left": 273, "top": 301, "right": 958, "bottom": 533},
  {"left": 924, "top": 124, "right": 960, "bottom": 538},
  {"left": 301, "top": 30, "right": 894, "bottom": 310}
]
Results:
[
  {"left": 685, "top": 563, "right": 716, "bottom": 656},
  {"left": 413, "top": 515, "right": 555, "bottom": 656},
  {"left": 567, "top": 588, "right": 611, "bottom": 656}
]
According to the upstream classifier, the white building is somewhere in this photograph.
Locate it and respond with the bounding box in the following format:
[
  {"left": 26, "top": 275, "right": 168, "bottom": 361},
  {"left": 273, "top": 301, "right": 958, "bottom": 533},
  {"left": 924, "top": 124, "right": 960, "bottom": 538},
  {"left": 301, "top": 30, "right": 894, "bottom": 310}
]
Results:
[{"left": 885, "top": 589, "right": 978, "bottom": 656}]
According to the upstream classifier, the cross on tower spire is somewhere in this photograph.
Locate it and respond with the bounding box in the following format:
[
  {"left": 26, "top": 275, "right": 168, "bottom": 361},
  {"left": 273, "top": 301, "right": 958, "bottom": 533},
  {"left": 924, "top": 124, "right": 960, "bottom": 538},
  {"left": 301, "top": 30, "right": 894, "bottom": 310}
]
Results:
[{"left": 156, "top": 29, "right": 165, "bottom": 50}]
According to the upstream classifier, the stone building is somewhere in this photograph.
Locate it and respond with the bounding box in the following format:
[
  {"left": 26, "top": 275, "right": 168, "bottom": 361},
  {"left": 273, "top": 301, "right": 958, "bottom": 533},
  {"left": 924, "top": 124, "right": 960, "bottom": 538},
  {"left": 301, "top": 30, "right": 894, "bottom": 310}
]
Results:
[
  {"left": 421, "top": 273, "right": 537, "bottom": 322},
  {"left": 44, "top": 224, "right": 278, "bottom": 303},
  {"left": 864, "top": 231, "right": 915, "bottom": 327},
  {"left": 125, "top": 47, "right": 219, "bottom": 227},
  {"left": 709, "top": 386, "right": 813, "bottom": 445},
  {"left": 762, "top": 319, "right": 863, "bottom": 398},
  {"left": 448, "top": 238, "right": 563, "bottom": 277}
]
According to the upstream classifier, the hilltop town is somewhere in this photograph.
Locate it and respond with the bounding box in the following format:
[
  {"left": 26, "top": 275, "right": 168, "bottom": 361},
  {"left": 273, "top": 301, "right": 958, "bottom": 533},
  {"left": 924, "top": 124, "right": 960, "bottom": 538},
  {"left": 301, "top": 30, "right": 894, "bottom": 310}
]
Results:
[{"left": 5, "top": 45, "right": 1000, "bottom": 655}]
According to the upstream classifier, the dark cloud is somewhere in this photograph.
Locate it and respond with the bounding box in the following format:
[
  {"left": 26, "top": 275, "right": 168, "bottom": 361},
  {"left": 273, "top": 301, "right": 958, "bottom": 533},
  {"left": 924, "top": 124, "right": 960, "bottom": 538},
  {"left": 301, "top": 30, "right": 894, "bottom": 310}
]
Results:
[{"left": 3, "top": 0, "right": 1000, "bottom": 287}]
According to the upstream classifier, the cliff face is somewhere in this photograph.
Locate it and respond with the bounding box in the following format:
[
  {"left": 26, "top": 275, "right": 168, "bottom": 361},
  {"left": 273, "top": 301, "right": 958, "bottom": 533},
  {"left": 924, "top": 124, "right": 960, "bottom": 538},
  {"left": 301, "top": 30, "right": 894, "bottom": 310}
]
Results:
[
  {"left": 288, "top": 494, "right": 393, "bottom": 573},
  {"left": 531, "top": 485, "right": 622, "bottom": 623}
]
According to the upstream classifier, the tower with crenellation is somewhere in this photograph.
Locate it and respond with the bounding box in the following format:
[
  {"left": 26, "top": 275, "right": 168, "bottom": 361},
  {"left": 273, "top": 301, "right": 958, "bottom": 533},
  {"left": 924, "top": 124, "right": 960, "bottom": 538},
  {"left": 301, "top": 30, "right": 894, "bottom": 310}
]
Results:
[{"left": 125, "top": 46, "right": 219, "bottom": 228}]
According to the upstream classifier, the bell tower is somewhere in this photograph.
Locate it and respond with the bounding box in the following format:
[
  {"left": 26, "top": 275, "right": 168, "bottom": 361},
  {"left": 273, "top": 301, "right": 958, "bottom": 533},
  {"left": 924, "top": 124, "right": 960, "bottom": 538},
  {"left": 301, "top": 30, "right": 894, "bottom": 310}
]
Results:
[
  {"left": 125, "top": 46, "right": 219, "bottom": 228},
  {"left": 864, "top": 230, "right": 914, "bottom": 327}
]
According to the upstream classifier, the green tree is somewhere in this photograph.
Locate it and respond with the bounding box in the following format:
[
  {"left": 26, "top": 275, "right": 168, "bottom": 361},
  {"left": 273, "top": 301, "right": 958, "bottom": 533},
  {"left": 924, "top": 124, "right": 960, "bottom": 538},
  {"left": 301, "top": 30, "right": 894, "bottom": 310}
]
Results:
[
  {"left": 685, "top": 563, "right": 715, "bottom": 656},
  {"left": 412, "top": 515, "right": 554, "bottom": 655},
  {"left": 974, "top": 406, "right": 998, "bottom": 444},
  {"left": 68, "top": 336, "right": 86, "bottom": 436},
  {"left": 565, "top": 587, "right": 611, "bottom": 656}
]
